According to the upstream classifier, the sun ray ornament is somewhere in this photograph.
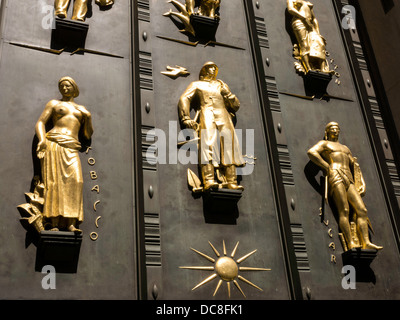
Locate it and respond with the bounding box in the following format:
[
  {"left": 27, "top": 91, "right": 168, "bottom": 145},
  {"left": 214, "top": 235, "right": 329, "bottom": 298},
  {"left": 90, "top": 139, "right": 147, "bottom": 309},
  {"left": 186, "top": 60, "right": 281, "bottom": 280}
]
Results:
[{"left": 180, "top": 240, "right": 271, "bottom": 298}]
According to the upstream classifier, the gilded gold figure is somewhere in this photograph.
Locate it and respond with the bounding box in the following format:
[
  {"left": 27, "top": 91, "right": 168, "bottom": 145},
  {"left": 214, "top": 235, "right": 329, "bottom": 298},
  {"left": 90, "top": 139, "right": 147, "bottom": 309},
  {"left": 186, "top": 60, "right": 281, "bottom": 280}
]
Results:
[
  {"left": 55, "top": 0, "right": 113, "bottom": 21},
  {"left": 164, "top": 0, "right": 221, "bottom": 37},
  {"left": 95, "top": 0, "right": 114, "bottom": 6},
  {"left": 178, "top": 62, "right": 245, "bottom": 191},
  {"left": 287, "top": 0, "right": 333, "bottom": 75},
  {"left": 35, "top": 77, "right": 93, "bottom": 233},
  {"left": 203, "top": 0, "right": 220, "bottom": 18},
  {"left": 307, "top": 122, "right": 382, "bottom": 251},
  {"left": 186, "top": 0, "right": 196, "bottom": 15},
  {"left": 188, "top": 0, "right": 221, "bottom": 19},
  {"left": 55, "top": 0, "right": 89, "bottom": 21}
]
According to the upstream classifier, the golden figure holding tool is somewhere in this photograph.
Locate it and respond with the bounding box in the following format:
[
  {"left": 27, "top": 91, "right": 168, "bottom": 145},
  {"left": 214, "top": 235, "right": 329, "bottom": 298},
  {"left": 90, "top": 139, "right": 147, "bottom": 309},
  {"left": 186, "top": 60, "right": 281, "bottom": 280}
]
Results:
[
  {"left": 307, "top": 122, "right": 382, "bottom": 251},
  {"left": 35, "top": 77, "right": 93, "bottom": 233},
  {"left": 178, "top": 62, "right": 245, "bottom": 192},
  {"left": 287, "top": 0, "right": 334, "bottom": 75}
]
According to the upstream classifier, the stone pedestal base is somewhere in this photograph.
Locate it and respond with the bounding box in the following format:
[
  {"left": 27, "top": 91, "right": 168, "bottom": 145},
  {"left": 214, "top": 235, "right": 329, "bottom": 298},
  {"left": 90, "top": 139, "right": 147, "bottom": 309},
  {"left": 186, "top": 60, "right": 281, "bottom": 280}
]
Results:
[
  {"left": 190, "top": 15, "right": 219, "bottom": 40},
  {"left": 202, "top": 188, "right": 242, "bottom": 224},
  {"left": 204, "top": 188, "right": 242, "bottom": 203},
  {"left": 304, "top": 70, "right": 333, "bottom": 97},
  {"left": 35, "top": 231, "right": 82, "bottom": 273},
  {"left": 51, "top": 18, "right": 89, "bottom": 52},
  {"left": 342, "top": 248, "right": 378, "bottom": 267}
]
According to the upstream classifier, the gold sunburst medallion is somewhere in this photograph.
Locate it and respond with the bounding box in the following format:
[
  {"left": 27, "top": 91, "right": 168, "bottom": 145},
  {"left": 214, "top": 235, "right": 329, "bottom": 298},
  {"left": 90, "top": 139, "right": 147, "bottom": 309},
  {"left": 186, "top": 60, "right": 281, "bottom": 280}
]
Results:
[{"left": 180, "top": 240, "right": 271, "bottom": 298}]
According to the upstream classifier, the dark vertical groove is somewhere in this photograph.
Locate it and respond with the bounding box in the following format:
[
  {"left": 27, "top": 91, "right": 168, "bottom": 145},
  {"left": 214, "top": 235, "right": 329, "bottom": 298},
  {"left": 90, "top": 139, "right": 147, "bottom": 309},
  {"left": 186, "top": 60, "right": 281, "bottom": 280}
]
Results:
[
  {"left": 243, "top": 0, "right": 303, "bottom": 300},
  {"left": 332, "top": 0, "right": 400, "bottom": 254},
  {"left": 131, "top": 0, "right": 148, "bottom": 300}
]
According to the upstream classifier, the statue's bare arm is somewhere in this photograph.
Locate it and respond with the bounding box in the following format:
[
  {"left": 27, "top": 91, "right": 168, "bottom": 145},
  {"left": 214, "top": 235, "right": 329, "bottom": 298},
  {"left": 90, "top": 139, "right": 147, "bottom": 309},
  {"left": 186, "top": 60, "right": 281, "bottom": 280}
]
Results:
[
  {"left": 75, "top": 105, "right": 93, "bottom": 140},
  {"left": 287, "top": 0, "right": 306, "bottom": 19},
  {"left": 307, "top": 141, "right": 329, "bottom": 175},
  {"left": 35, "top": 100, "right": 56, "bottom": 159}
]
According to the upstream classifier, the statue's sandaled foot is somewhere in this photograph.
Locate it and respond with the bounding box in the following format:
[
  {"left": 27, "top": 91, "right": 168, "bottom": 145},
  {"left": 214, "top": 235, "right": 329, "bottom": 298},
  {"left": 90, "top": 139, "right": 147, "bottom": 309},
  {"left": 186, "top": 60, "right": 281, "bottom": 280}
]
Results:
[
  {"left": 68, "top": 225, "right": 82, "bottom": 234},
  {"left": 55, "top": 11, "right": 67, "bottom": 19},
  {"left": 50, "top": 227, "right": 59, "bottom": 231},
  {"left": 364, "top": 242, "right": 383, "bottom": 251},
  {"left": 203, "top": 180, "right": 219, "bottom": 190},
  {"left": 348, "top": 242, "right": 362, "bottom": 250},
  {"left": 227, "top": 183, "right": 244, "bottom": 191}
]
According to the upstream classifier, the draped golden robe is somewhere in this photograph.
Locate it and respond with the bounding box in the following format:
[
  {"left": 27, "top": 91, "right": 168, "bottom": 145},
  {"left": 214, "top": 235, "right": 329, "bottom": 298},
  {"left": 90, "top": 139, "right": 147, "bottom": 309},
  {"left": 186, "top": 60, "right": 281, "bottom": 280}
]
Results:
[{"left": 41, "top": 132, "right": 84, "bottom": 223}]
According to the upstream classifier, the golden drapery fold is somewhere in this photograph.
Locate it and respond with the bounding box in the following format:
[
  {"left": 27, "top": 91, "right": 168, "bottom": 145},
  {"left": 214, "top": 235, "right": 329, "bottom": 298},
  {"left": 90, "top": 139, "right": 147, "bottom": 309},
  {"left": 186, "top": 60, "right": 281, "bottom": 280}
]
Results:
[{"left": 41, "top": 132, "right": 83, "bottom": 223}]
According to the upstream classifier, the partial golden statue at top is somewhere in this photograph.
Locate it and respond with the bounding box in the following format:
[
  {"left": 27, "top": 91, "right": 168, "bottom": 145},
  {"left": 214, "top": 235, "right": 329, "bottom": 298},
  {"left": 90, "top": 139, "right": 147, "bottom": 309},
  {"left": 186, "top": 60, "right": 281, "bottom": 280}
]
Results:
[
  {"left": 164, "top": 0, "right": 221, "bottom": 38},
  {"left": 55, "top": 0, "right": 114, "bottom": 22},
  {"left": 307, "top": 122, "right": 382, "bottom": 252},
  {"left": 186, "top": 0, "right": 221, "bottom": 19},
  {"left": 287, "top": 0, "right": 334, "bottom": 75},
  {"left": 19, "top": 77, "right": 93, "bottom": 234}
]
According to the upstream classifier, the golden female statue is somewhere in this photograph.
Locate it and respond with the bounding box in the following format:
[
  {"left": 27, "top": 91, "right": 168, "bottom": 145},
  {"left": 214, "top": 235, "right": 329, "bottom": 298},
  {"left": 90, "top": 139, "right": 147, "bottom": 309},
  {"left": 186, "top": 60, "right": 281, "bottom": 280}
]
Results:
[
  {"left": 307, "top": 122, "right": 382, "bottom": 251},
  {"left": 178, "top": 62, "right": 244, "bottom": 191},
  {"left": 287, "top": 0, "right": 333, "bottom": 75},
  {"left": 35, "top": 77, "right": 93, "bottom": 233}
]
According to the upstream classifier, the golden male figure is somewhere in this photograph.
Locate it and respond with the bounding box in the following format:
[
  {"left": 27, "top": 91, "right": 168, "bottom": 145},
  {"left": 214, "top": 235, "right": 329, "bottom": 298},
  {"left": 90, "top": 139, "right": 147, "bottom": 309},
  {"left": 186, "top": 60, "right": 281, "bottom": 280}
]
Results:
[
  {"left": 287, "top": 0, "right": 331, "bottom": 74},
  {"left": 36, "top": 77, "right": 93, "bottom": 233},
  {"left": 307, "top": 122, "right": 382, "bottom": 251},
  {"left": 178, "top": 62, "right": 245, "bottom": 191}
]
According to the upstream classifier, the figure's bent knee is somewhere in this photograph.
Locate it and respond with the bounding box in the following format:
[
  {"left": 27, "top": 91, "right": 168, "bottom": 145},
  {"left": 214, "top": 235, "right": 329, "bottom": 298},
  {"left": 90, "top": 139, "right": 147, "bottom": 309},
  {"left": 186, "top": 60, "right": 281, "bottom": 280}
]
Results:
[
  {"left": 339, "top": 215, "right": 349, "bottom": 224},
  {"left": 340, "top": 207, "right": 350, "bottom": 217},
  {"left": 357, "top": 207, "right": 368, "bottom": 218}
]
